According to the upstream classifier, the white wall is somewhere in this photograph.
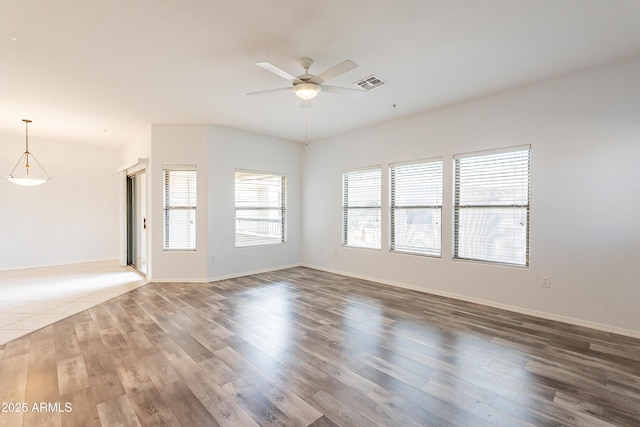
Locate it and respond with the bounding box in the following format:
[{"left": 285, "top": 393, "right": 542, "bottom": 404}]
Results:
[
  {"left": 149, "top": 124, "right": 209, "bottom": 281},
  {"left": 119, "top": 123, "right": 151, "bottom": 165},
  {"left": 207, "top": 126, "right": 302, "bottom": 280},
  {"left": 302, "top": 56, "right": 640, "bottom": 336},
  {"left": 0, "top": 137, "right": 120, "bottom": 270}
]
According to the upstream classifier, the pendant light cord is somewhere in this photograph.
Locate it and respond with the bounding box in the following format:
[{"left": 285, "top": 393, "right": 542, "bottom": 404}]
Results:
[{"left": 24, "top": 119, "right": 30, "bottom": 153}]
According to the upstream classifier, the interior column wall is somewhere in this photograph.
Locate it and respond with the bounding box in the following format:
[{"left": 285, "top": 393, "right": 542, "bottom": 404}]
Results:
[{"left": 149, "top": 124, "right": 209, "bottom": 281}]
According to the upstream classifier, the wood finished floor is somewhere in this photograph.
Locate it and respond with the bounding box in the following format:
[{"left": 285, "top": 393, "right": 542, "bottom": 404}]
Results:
[{"left": 0, "top": 267, "right": 639, "bottom": 427}]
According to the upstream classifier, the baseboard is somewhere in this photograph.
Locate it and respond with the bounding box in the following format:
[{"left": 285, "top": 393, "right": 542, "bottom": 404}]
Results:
[{"left": 301, "top": 263, "right": 640, "bottom": 340}]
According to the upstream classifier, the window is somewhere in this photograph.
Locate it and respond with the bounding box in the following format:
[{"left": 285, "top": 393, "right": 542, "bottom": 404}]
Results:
[
  {"left": 454, "top": 146, "right": 531, "bottom": 266},
  {"left": 235, "top": 170, "right": 286, "bottom": 247},
  {"left": 390, "top": 159, "right": 442, "bottom": 256},
  {"left": 163, "top": 168, "right": 197, "bottom": 250},
  {"left": 342, "top": 167, "right": 381, "bottom": 249}
]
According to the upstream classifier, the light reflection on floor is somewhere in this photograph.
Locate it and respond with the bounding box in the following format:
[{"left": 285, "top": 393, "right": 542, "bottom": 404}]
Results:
[
  {"left": 233, "top": 281, "right": 293, "bottom": 362},
  {"left": 0, "top": 260, "right": 147, "bottom": 346}
]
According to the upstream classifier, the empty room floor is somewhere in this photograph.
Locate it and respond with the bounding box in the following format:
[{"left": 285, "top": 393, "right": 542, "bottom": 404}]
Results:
[{"left": 1, "top": 266, "right": 639, "bottom": 426}]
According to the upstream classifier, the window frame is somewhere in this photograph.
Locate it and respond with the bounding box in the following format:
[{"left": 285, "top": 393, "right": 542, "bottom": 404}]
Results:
[
  {"left": 389, "top": 157, "right": 443, "bottom": 257},
  {"left": 162, "top": 166, "right": 197, "bottom": 251},
  {"left": 453, "top": 145, "right": 531, "bottom": 267},
  {"left": 342, "top": 166, "right": 382, "bottom": 250},
  {"left": 234, "top": 169, "right": 287, "bottom": 248}
]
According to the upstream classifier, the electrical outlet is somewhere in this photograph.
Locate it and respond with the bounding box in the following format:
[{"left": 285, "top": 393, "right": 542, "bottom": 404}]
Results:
[{"left": 541, "top": 276, "right": 550, "bottom": 288}]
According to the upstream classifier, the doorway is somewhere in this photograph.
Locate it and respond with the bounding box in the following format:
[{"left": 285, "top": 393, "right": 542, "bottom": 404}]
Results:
[{"left": 127, "top": 171, "right": 147, "bottom": 276}]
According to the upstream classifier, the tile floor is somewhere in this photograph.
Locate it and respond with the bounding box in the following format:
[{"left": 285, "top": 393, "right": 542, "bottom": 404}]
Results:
[{"left": 0, "top": 260, "right": 147, "bottom": 346}]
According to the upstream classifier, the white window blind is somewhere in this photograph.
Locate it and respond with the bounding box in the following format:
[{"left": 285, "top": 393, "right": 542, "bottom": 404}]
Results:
[
  {"left": 343, "top": 167, "right": 381, "bottom": 249},
  {"left": 390, "top": 159, "right": 442, "bottom": 256},
  {"left": 163, "top": 168, "right": 197, "bottom": 250},
  {"left": 454, "top": 146, "right": 531, "bottom": 266},
  {"left": 235, "top": 171, "right": 286, "bottom": 247}
]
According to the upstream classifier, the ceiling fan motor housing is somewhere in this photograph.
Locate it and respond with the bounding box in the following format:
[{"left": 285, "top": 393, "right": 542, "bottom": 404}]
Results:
[
  {"left": 295, "top": 74, "right": 318, "bottom": 84},
  {"left": 299, "top": 57, "right": 314, "bottom": 70}
]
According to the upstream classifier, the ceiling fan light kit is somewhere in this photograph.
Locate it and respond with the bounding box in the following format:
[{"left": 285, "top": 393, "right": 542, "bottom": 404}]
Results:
[
  {"left": 294, "top": 83, "right": 320, "bottom": 100},
  {"left": 6, "top": 119, "right": 51, "bottom": 187}
]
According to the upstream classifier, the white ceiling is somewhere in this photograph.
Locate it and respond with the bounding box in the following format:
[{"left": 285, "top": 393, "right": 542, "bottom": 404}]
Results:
[{"left": 2, "top": 0, "right": 640, "bottom": 147}]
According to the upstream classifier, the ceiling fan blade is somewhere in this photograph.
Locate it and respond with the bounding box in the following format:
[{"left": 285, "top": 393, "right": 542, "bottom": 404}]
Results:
[
  {"left": 320, "top": 85, "right": 366, "bottom": 98},
  {"left": 246, "top": 87, "right": 292, "bottom": 96},
  {"left": 256, "top": 61, "right": 301, "bottom": 82},
  {"left": 317, "top": 60, "right": 358, "bottom": 83}
]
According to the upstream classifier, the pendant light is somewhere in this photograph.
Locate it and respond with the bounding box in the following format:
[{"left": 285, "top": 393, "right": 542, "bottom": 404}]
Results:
[{"left": 6, "top": 119, "right": 50, "bottom": 186}]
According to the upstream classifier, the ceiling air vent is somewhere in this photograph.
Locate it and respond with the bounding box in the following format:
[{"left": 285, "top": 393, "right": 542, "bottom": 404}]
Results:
[{"left": 353, "top": 75, "right": 385, "bottom": 91}]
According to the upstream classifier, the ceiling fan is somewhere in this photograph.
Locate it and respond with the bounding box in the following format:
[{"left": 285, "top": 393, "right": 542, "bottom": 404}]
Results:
[{"left": 247, "top": 57, "right": 365, "bottom": 102}]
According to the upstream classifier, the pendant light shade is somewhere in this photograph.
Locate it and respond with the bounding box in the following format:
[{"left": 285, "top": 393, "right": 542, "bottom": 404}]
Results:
[{"left": 6, "top": 119, "right": 50, "bottom": 186}]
